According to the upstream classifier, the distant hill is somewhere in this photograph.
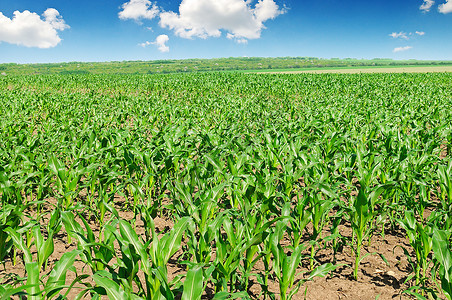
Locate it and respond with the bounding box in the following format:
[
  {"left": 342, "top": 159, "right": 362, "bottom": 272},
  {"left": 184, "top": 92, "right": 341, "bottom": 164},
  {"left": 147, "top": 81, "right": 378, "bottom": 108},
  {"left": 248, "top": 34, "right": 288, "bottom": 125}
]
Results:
[{"left": 1, "top": 57, "right": 452, "bottom": 75}]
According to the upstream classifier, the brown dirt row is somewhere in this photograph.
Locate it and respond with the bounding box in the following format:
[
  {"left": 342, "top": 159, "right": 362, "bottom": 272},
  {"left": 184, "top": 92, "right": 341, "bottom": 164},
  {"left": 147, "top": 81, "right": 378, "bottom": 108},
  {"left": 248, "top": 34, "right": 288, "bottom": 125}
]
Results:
[{"left": 1, "top": 195, "right": 433, "bottom": 300}]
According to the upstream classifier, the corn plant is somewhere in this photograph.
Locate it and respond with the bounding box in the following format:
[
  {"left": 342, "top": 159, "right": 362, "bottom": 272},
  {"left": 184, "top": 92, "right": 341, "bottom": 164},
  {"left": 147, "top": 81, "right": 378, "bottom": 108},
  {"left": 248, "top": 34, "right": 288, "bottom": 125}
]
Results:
[
  {"left": 432, "top": 228, "right": 452, "bottom": 300},
  {"left": 397, "top": 210, "right": 434, "bottom": 292},
  {"left": 80, "top": 216, "right": 192, "bottom": 299},
  {"left": 438, "top": 161, "right": 452, "bottom": 211},
  {"left": 1, "top": 72, "right": 452, "bottom": 299},
  {"left": 0, "top": 205, "right": 23, "bottom": 263},
  {"left": 4, "top": 225, "right": 82, "bottom": 299},
  {"left": 344, "top": 186, "right": 383, "bottom": 280},
  {"left": 269, "top": 227, "right": 338, "bottom": 300}
]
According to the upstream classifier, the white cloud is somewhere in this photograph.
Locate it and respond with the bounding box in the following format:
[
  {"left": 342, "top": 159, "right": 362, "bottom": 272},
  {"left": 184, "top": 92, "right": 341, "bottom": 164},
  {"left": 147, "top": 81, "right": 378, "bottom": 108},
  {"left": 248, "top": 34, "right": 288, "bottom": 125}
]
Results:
[
  {"left": 139, "top": 35, "right": 169, "bottom": 52},
  {"left": 390, "top": 31, "right": 426, "bottom": 39},
  {"left": 439, "top": 0, "right": 452, "bottom": 13},
  {"left": 389, "top": 32, "right": 409, "bottom": 39},
  {"left": 0, "top": 9, "right": 69, "bottom": 48},
  {"left": 159, "top": 0, "right": 285, "bottom": 42},
  {"left": 153, "top": 34, "right": 169, "bottom": 52},
  {"left": 393, "top": 46, "right": 413, "bottom": 53},
  {"left": 43, "top": 8, "right": 69, "bottom": 31},
  {"left": 420, "top": 0, "right": 435, "bottom": 12},
  {"left": 254, "top": 0, "right": 283, "bottom": 22},
  {"left": 119, "top": 0, "right": 159, "bottom": 21},
  {"left": 138, "top": 41, "right": 152, "bottom": 47},
  {"left": 227, "top": 33, "right": 248, "bottom": 44}
]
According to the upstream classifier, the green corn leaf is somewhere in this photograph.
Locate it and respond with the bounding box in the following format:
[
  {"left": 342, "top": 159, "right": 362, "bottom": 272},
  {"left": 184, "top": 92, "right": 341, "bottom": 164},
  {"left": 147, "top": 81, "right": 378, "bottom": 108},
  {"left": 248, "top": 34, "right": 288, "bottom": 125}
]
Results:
[
  {"left": 32, "top": 226, "right": 43, "bottom": 253},
  {"left": 46, "top": 249, "right": 82, "bottom": 298},
  {"left": 181, "top": 266, "right": 203, "bottom": 300},
  {"left": 93, "top": 272, "right": 128, "bottom": 300},
  {"left": 432, "top": 228, "right": 452, "bottom": 282},
  {"left": 318, "top": 183, "right": 337, "bottom": 199},
  {"left": 281, "top": 244, "right": 303, "bottom": 293},
  {"left": 77, "top": 212, "right": 95, "bottom": 244},
  {"left": 118, "top": 219, "right": 151, "bottom": 275},
  {"left": 25, "top": 262, "right": 41, "bottom": 300},
  {"left": 152, "top": 266, "right": 174, "bottom": 300},
  {"left": 355, "top": 188, "right": 369, "bottom": 220},
  {"left": 204, "top": 153, "right": 223, "bottom": 173},
  {"left": 62, "top": 274, "right": 90, "bottom": 299},
  {"left": 162, "top": 217, "right": 190, "bottom": 264},
  {"left": 4, "top": 227, "right": 32, "bottom": 264},
  {"left": 402, "top": 286, "right": 428, "bottom": 300},
  {"left": 270, "top": 234, "right": 282, "bottom": 277},
  {"left": 0, "top": 284, "right": 37, "bottom": 300},
  {"left": 61, "top": 211, "right": 86, "bottom": 246},
  {"left": 369, "top": 185, "right": 388, "bottom": 206},
  {"left": 212, "top": 291, "right": 249, "bottom": 300},
  {"left": 307, "top": 263, "right": 339, "bottom": 281},
  {"left": 33, "top": 226, "right": 54, "bottom": 270},
  {"left": 174, "top": 182, "right": 193, "bottom": 205}
]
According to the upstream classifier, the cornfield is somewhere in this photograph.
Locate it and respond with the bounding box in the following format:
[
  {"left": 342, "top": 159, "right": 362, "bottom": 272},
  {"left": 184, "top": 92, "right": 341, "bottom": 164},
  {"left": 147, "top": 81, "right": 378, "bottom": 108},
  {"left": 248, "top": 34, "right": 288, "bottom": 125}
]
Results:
[{"left": 0, "top": 72, "right": 452, "bottom": 299}]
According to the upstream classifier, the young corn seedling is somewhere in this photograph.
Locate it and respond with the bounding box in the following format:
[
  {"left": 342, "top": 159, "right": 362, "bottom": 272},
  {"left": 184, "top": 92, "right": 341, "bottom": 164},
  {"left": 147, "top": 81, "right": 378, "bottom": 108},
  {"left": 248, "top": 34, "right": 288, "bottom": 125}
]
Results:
[
  {"left": 269, "top": 226, "right": 339, "bottom": 300},
  {"left": 305, "top": 190, "right": 334, "bottom": 270},
  {"left": 0, "top": 204, "right": 23, "bottom": 263},
  {"left": 240, "top": 201, "right": 291, "bottom": 292},
  {"left": 62, "top": 208, "right": 118, "bottom": 274},
  {"left": 184, "top": 186, "right": 226, "bottom": 266},
  {"left": 432, "top": 228, "right": 452, "bottom": 300},
  {"left": 48, "top": 155, "right": 84, "bottom": 209},
  {"left": 88, "top": 216, "right": 192, "bottom": 299},
  {"left": 181, "top": 265, "right": 204, "bottom": 300},
  {"left": 5, "top": 224, "right": 82, "bottom": 299},
  {"left": 324, "top": 209, "right": 346, "bottom": 265},
  {"left": 212, "top": 214, "right": 249, "bottom": 293},
  {"left": 438, "top": 161, "right": 452, "bottom": 211},
  {"left": 270, "top": 233, "right": 305, "bottom": 300},
  {"left": 397, "top": 210, "right": 434, "bottom": 294},
  {"left": 6, "top": 207, "right": 61, "bottom": 272},
  {"left": 289, "top": 192, "right": 311, "bottom": 249},
  {"left": 31, "top": 225, "right": 56, "bottom": 271},
  {"left": 345, "top": 186, "right": 379, "bottom": 281}
]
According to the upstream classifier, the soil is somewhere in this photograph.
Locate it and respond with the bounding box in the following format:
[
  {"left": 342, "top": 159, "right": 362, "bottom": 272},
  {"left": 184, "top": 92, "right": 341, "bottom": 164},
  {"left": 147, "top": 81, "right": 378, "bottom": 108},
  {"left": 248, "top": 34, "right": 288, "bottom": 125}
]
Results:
[{"left": 0, "top": 196, "right": 440, "bottom": 300}]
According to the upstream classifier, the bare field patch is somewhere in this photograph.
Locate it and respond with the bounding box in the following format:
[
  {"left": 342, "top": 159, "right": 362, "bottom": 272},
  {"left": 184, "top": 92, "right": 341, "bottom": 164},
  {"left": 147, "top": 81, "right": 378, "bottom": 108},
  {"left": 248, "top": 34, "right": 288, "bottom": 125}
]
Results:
[{"left": 262, "top": 66, "right": 452, "bottom": 74}]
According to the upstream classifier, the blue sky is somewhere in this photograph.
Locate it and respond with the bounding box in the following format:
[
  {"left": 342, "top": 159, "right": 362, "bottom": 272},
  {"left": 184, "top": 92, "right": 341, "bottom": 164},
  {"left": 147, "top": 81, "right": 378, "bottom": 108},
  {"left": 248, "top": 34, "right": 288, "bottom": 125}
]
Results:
[{"left": 0, "top": 0, "right": 451, "bottom": 63}]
